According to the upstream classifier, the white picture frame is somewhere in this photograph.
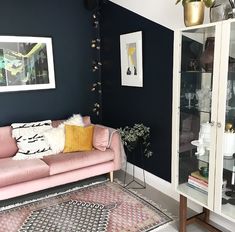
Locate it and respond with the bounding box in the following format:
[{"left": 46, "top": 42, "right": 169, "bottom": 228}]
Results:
[
  {"left": 120, "top": 31, "right": 143, "bottom": 87},
  {"left": 0, "top": 36, "right": 55, "bottom": 92}
]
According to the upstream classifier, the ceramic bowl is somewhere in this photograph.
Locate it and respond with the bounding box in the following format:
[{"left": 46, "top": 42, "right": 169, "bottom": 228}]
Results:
[{"left": 199, "top": 166, "right": 209, "bottom": 178}]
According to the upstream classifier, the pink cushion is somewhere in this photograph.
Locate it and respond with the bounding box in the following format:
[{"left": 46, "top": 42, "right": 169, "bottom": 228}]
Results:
[
  {"left": 82, "top": 116, "right": 91, "bottom": 126},
  {"left": 93, "top": 125, "right": 109, "bottom": 151},
  {"left": 0, "top": 126, "right": 18, "bottom": 158},
  {"left": 0, "top": 158, "right": 50, "bottom": 188},
  {"left": 42, "top": 149, "right": 114, "bottom": 175},
  {"left": 52, "top": 120, "right": 63, "bottom": 128}
]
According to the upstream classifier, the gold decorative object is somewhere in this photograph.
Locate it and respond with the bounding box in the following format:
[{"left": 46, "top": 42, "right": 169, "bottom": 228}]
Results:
[
  {"left": 204, "top": 0, "right": 214, "bottom": 8},
  {"left": 225, "top": 122, "right": 233, "bottom": 132},
  {"left": 184, "top": 1, "right": 205, "bottom": 27}
]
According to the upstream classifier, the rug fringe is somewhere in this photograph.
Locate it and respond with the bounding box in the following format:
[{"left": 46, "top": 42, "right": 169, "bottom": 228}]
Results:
[
  {"left": 149, "top": 220, "right": 176, "bottom": 232},
  {"left": 0, "top": 179, "right": 109, "bottom": 212}
]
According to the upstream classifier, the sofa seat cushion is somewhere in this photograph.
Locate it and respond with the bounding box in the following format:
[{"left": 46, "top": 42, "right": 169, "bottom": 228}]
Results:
[
  {"left": 0, "top": 158, "right": 50, "bottom": 188},
  {"left": 42, "top": 149, "right": 115, "bottom": 175}
]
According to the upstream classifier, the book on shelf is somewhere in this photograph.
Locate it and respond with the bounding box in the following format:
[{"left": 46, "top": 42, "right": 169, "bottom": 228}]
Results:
[
  {"left": 187, "top": 170, "right": 209, "bottom": 194},
  {"left": 188, "top": 178, "right": 208, "bottom": 191},
  {"left": 187, "top": 182, "right": 208, "bottom": 194},
  {"left": 191, "top": 171, "right": 208, "bottom": 183},
  {"left": 188, "top": 175, "right": 208, "bottom": 187}
]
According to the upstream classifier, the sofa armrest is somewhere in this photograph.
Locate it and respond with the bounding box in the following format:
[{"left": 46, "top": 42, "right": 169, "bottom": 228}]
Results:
[
  {"left": 94, "top": 124, "right": 125, "bottom": 171},
  {"left": 108, "top": 130, "right": 122, "bottom": 170}
]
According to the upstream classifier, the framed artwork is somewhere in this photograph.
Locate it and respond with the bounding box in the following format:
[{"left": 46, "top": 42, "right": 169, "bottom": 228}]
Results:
[
  {"left": 120, "top": 31, "right": 143, "bottom": 87},
  {"left": 0, "top": 36, "right": 55, "bottom": 92}
]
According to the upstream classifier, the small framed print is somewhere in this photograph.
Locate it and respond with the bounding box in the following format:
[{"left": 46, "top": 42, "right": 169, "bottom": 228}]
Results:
[{"left": 120, "top": 31, "right": 143, "bottom": 87}]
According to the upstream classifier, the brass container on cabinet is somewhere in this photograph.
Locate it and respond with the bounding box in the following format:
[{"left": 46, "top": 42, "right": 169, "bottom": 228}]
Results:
[{"left": 184, "top": 1, "right": 205, "bottom": 27}]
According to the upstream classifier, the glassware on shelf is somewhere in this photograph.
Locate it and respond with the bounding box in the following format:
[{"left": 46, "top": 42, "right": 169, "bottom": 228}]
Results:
[
  {"left": 223, "top": 132, "right": 235, "bottom": 157},
  {"left": 226, "top": 80, "right": 232, "bottom": 112},
  {"left": 196, "top": 88, "right": 212, "bottom": 111},
  {"left": 233, "top": 80, "right": 235, "bottom": 96},
  {"left": 225, "top": 164, "right": 235, "bottom": 205},
  {"left": 185, "top": 92, "right": 194, "bottom": 108}
]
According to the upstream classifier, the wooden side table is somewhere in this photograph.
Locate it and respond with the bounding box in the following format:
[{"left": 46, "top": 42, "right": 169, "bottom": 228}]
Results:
[{"left": 179, "top": 195, "right": 222, "bottom": 232}]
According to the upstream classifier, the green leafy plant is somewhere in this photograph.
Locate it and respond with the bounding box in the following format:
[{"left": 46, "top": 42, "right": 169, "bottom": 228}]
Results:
[
  {"left": 118, "top": 124, "right": 153, "bottom": 158},
  {"left": 175, "top": 0, "right": 214, "bottom": 7}
]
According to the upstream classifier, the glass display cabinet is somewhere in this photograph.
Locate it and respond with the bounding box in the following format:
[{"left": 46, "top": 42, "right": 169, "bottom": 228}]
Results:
[{"left": 172, "top": 19, "right": 235, "bottom": 231}]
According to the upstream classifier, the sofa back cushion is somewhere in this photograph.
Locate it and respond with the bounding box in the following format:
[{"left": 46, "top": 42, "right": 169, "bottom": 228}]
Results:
[
  {"left": 0, "top": 126, "right": 18, "bottom": 158},
  {"left": 52, "top": 116, "right": 91, "bottom": 128},
  {"left": 11, "top": 120, "right": 53, "bottom": 160},
  {"left": 63, "top": 125, "right": 94, "bottom": 152},
  {"left": 82, "top": 116, "right": 91, "bottom": 126},
  {"left": 93, "top": 125, "right": 109, "bottom": 151}
]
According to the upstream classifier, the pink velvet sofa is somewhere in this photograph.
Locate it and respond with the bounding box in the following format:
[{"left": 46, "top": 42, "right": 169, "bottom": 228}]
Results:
[{"left": 0, "top": 117, "right": 122, "bottom": 200}]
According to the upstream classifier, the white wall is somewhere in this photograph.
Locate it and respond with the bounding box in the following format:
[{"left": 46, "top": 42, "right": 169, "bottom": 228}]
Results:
[{"left": 109, "top": 0, "right": 210, "bottom": 30}]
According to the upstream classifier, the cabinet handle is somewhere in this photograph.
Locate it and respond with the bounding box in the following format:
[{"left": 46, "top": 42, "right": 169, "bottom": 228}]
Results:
[
  {"left": 210, "top": 121, "right": 215, "bottom": 126},
  {"left": 217, "top": 122, "right": 222, "bottom": 128}
]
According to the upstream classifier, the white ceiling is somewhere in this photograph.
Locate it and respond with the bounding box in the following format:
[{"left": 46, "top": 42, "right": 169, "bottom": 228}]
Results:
[{"left": 108, "top": 0, "right": 210, "bottom": 30}]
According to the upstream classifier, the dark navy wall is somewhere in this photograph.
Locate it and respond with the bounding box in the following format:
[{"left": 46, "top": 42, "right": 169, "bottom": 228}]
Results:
[
  {"left": 0, "top": 0, "right": 98, "bottom": 126},
  {"left": 100, "top": 2, "right": 174, "bottom": 182}
]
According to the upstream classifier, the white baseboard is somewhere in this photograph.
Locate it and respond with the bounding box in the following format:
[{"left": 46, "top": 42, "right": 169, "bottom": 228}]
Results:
[{"left": 124, "top": 162, "right": 235, "bottom": 232}]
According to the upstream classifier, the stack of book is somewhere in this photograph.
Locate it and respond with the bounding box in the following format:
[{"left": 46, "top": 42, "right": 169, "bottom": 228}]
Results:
[{"left": 187, "top": 171, "right": 208, "bottom": 194}]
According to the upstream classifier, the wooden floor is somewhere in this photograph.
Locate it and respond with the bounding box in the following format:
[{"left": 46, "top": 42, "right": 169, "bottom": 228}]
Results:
[{"left": 114, "top": 170, "right": 231, "bottom": 232}]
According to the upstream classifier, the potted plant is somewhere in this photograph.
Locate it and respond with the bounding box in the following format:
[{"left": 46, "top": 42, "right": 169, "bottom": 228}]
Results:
[
  {"left": 118, "top": 123, "right": 153, "bottom": 158},
  {"left": 176, "top": 0, "right": 215, "bottom": 27},
  {"left": 176, "top": 0, "right": 214, "bottom": 7}
]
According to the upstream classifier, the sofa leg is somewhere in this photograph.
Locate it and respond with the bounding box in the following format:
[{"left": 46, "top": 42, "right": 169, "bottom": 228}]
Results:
[{"left": 109, "top": 171, "right": 113, "bottom": 182}]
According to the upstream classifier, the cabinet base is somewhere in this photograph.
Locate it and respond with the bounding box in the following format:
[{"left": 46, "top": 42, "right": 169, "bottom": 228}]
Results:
[{"left": 179, "top": 195, "right": 222, "bottom": 232}]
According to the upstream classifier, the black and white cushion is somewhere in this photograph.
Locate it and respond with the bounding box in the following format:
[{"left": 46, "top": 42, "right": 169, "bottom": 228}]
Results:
[{"left": 11, "top": 120, "right": 53, "bottom": 160}]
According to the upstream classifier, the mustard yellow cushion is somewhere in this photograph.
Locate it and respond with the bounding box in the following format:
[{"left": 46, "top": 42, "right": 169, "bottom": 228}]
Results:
[{"left": 63, "top": 125, "right": 94, "bottom": 152}]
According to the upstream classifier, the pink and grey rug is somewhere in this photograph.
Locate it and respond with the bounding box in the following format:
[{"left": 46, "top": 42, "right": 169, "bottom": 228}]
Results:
[{"left": 0, "top": 181, "right": 173, "bottom": 232}]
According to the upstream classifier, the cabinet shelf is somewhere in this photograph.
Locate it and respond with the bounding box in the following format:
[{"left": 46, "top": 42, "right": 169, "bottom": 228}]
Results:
[
  {"left": 192, "top": 153, "right": 235, "bottom": 173},
  {"left": 180, "top": 71, "right": 213, "bottom": 74},
  {"left": 179, "top": 106, "right": 211, "bottom": 114},
  {"left": 196, "top": 154, "right": 209, "bottom": 163},
  {"left": 178, "top": 183, "right": 208, "bottom": 206}
]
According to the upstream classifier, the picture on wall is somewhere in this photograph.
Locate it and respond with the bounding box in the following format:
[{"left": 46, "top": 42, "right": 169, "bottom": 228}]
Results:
[
  {"left": 0, "top": 36, "right": 55, "bottom": 92},
  {"left": 120, "top": 31, "right": 143, "bottom": 87}
]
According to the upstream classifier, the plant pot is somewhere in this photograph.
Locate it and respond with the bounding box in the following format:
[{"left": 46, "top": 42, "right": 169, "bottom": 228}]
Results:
[
  {"left": 184, "top": 1, "right": 205, "bottom": 27},
  {"left": 210, "top": 0, "right": 232, "bottom": 22}
]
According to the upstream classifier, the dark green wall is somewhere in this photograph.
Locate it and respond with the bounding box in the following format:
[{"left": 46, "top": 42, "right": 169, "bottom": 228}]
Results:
[
  {"left": 0, "top": 0, "right": 99, "bottom": 126},
  {"left": 100, "top": 2, "right": 174, "bottom": 182},
  {"left": 0, "top": 0, "right": 174, "bottom": 182}
]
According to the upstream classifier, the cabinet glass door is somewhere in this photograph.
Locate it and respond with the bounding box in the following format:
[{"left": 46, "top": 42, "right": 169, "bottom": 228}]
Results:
[
  {"left": 178, "top": 26, "right": 216, "bottom": 207},
  {"left": 221, "top": 21, "right": 235, "bottom": 220}
]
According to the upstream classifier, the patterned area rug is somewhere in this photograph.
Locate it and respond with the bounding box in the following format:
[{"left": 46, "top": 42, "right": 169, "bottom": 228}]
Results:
[{"left": 0, "top": 181, "right": 173, "bottom": 232}]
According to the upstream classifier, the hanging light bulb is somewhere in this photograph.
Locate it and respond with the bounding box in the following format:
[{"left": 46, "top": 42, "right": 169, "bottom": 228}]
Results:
[
  {"left": 93, "top": 20, "right": 99, "bottom": 28},
  {"left": 92, "top": 61, "right": 102, "bottom": 72},
  {"left": 91, "top": 38, "right": 101, "bottom": 49}
]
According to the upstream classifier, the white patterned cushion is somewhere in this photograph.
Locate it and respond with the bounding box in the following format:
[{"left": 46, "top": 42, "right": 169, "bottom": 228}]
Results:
[{"left": 11, "top": 120, "right": 53, "bottom": 160}]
